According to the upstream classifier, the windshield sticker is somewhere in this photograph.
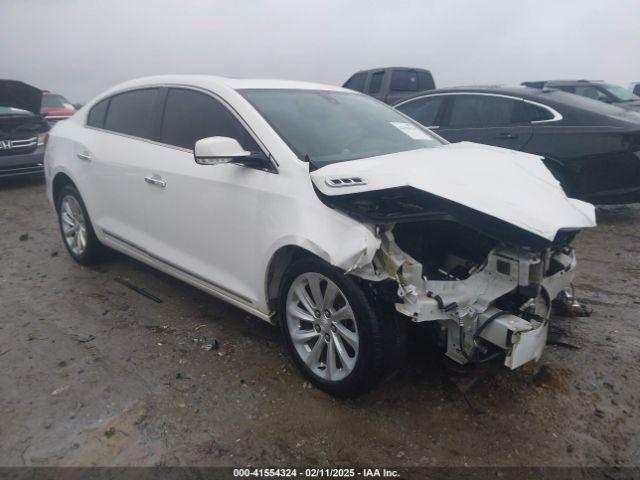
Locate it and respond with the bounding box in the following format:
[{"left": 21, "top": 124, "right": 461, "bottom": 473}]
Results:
[{"left": 390, "top": 122, "right": 431, "bottom": 140}]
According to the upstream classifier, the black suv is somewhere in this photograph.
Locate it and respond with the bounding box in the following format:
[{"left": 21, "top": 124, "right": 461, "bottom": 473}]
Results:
[
  {"left": 522, "top": 80, "right": 640, "bottom": 111},
  {"left": 394, "top": 86, "right": 640, "bottom": 204},
  {"left": 343, "top": 67, "right": 435, "bottom": 104}
]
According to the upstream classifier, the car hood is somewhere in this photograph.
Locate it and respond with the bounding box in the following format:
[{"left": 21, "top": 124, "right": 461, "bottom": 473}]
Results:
[
  {"left": 310, "top": 142, "right": 596, "bottom": 242},
  {"left": 0, "top": 80, "right": 42, "bottom": 115}
]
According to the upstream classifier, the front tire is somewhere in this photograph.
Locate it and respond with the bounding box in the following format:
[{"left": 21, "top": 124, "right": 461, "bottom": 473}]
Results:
[
  {"left": 279, "top": 257, "right": 387, "bottom": 397},
  {"left": 56, "top": 185, "right": 104, "bottom": 265}
]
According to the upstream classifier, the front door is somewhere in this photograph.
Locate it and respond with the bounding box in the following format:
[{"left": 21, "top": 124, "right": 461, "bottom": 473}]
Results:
[{"left": 136, "top": 87, "right": 272, "bottom": 305}]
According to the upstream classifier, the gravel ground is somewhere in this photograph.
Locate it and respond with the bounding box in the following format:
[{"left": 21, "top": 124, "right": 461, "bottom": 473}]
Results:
[{"left": 0, "top": 178, "right": 638, "bottom": 469}]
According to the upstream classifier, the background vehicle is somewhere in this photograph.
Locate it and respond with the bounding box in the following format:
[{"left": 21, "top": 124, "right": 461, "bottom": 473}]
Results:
[
  {"left": 41, "top": 91, "right": 77, "bottom": 125},
  {"left": 395, "top": 86, "right": 640, "bottom": 204},
  {"left": 631, "top": 82, "right": 640, "bottom": 96},
  {"left": 45, "top": 76, "right": 594, "bottom": 397},
  {"left": 522, "top": 80, "right": 640, "bottom": 111},
  {"left": 343, "top": 67, "right": 435, "bottom": 104},
  {"left": 0, "top": 80, "right": 50, "bottom": 178}
]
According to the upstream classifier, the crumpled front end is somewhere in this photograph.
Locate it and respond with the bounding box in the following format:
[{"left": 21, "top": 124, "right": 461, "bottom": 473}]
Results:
[
  {"left": 389, "top": 228, "right": 572, "bottom": 368},
  {"left": 309, "top": 145, "right": 596, "bottom": 369},
  {"left": 351, "top": 223, "right": 578, "bottom": 369}
]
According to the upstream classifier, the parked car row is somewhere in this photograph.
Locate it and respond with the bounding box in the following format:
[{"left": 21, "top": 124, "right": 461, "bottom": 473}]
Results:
[
  {"left": 341, "top": 68, "right": 640, "bottom": 204},
  {"left": 0, "top": 80, "right": 50, "bottom": 178},
  {"left": 0, "top": 81, "right": 77, "bottom": 179}
]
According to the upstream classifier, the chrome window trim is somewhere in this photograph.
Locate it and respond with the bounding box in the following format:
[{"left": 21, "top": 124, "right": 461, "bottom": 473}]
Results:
[
  {"left": 84, "top": 83, "right": 277, "bottom": 171},
  {"left": 395, "top": 91, "right": 564, "bottom": 125}
]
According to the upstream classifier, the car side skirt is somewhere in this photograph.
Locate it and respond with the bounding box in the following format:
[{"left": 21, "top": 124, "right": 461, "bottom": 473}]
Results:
[{"left": 101, "top": 229, "right": 275, "bottom": 324}]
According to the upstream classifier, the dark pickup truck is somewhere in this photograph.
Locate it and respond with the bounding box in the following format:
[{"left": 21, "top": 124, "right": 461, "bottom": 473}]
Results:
[
  {"left": 0, "top": 80, "right": 50, "bottom": 178},
  {"left": 343, "top": 67, "right": 435, "bottom": 104}
]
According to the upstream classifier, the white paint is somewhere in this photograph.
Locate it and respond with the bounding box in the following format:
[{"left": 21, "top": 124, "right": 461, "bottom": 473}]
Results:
[{"left": 311, "top": 141, "right": 596, "bottom": 241}]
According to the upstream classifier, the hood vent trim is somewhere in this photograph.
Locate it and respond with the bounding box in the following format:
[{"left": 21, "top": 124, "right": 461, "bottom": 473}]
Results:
[{"left": 325, "top": 176, "right": 368, "bottom": 188}]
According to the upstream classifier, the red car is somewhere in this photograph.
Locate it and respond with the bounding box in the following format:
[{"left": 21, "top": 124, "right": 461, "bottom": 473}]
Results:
[{"left": 41, "top": 91, "right": 76, "bottom": 125}]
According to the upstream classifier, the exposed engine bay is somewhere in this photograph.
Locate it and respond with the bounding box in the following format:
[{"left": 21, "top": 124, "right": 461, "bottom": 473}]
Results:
[{"left": 320, "top": 186, "right": 580, "bottom": 369}]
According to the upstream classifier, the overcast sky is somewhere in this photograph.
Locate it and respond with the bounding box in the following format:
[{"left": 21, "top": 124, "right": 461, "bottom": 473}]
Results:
[{"left": 2, "top": 0, "right": 639, "bottom": 102}]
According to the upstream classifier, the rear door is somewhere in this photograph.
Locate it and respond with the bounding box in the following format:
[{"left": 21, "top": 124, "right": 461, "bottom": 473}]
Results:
[
  {"left": 436, "top": 94, "right": 533, "bottom": 150},
  {"left": 81, "top": 87, "right": 163, "bottom": 247}
]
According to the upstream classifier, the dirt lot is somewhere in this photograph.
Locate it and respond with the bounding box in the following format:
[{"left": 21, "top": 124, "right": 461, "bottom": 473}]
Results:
[{"left": 1, "top": 178, "right": 639, "bottom": 469}]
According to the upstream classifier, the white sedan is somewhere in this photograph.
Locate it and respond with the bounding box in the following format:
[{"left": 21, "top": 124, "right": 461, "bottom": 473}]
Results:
[{"left": 45, "top": 75, "right": 596, "bottom": 397}]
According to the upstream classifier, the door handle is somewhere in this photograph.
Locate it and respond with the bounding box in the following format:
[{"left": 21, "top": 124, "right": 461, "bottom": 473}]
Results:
[
  {"left": 495, "top": 132, "right": 518, "bottom": 139},
  {"left": 144, "top": 175, "right": 166, "bottom": 188},
  {"left": 77, "top": 151, "right": 91, "bottom": 161}
]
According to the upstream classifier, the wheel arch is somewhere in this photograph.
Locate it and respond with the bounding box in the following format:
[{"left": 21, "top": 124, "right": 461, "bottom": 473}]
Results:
[
  {"left": 52, "top": 171, "right": 78, "bottom": 210},
  {"left": 264, "top": 243, "right": 331, "bottom": 318}
]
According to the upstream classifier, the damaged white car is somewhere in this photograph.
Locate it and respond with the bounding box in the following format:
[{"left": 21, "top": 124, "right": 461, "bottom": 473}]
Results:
[{"left": 45, "top": 76, "right": 596, "bottom": 397}]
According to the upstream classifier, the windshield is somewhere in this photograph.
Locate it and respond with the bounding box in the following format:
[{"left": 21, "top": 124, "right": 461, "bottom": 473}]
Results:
[
  {"left": 600, "top": 84, "right": 640, "bottom": 102},
  {"left": 42, "top": 94, "right": 75, "bottom": 110},
  {"left": 241, "top": 89, "right": 443, "bottom": 165}
]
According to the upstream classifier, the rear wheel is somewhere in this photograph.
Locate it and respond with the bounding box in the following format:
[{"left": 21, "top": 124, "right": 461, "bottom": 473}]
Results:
[
  {"left": 56, "top": 185, "right": 104, "bottom": 265},
  {"left": 279, "top": 257, "right": 388, "bottom": 397}
]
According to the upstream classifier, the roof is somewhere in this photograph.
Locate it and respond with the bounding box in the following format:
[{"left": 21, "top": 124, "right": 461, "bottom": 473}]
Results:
[
  {"left": 418, "top": 85, "right": 545, "bottom": 97},
  {"left": 523, "top": 79, "right": 602, "bottom": 87},
  {"left": 348, "top": 67, "right": 432, "bottom": 76},
  {"left": 102, "top": 75, "right": 347, "bottom": 94}
]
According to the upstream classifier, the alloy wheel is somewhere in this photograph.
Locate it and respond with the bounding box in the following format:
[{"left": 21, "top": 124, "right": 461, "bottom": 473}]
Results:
[
  {"left": 60, "top": 194, "right": 88, "bottom": 257},
  {"left": 286, "top": 272, "right": 359, "bottom": 382}
]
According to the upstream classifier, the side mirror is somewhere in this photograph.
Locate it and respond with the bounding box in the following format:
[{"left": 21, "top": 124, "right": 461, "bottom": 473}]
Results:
[{"left": 194, "top": 136, "right": 250, "bottom": 165}]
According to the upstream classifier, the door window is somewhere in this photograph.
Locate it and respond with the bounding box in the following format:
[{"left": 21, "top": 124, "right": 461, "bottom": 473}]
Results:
[
  {"left": 368, "top": 71, "right": 384, "bottom": 94},
  {"left": 447, "top": 95, "right": 517, "bottom": 127},
  {"left": 160, "top": 88, "right": 258, "bottom": 151},
  {"left": 396, "top": 96, "right": 444, "bottom": 126},
  {"left": 390, "top": 70, "right": 418, "bottom": 92},
  {"left": 103, "top": 88, "right": 159, "bottom": 139}
]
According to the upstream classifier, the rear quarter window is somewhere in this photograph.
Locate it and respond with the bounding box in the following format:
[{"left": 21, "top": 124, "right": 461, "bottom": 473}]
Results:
[
  {"left": 512, "top": 102, "right": 554, "bottom": 122},
  {"left": 86, "top": 99, "right": 109, "bottom": 128}
]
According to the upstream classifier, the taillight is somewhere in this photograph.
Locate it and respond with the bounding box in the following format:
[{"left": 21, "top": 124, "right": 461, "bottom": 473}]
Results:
[{"left": 37, "top": 133, "right": 49, "bottom": 148}]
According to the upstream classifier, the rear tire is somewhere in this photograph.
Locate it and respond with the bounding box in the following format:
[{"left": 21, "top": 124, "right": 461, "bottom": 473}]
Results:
[
  {"left": 56, "top": 185, "right": 104, "bottom": 265},
  {"left": 279, "top": 256, "right": 389, "bottom": 398}
]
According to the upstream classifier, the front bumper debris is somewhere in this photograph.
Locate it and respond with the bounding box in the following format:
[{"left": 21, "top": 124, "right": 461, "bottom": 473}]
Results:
[{"left": 366, "top": 229, "right": 577, "bottom": 369}]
